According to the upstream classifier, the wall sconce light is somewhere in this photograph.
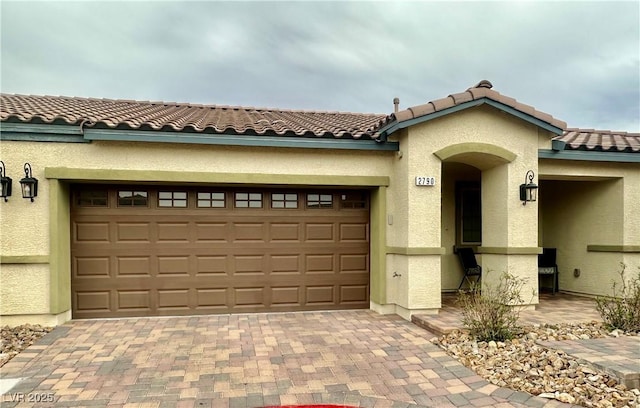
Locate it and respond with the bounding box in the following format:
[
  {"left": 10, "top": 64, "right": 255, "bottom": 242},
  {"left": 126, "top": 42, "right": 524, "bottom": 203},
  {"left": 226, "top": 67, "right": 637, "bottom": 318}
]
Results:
[
  {"left": 519, "top": 170, "right": 538, "bottom": 205},
  {"left": 20, "top": 163, "right": 38, "bottom": 202},
  {"left": 0, "top": 161, "right": 12, "bottom": 202}
]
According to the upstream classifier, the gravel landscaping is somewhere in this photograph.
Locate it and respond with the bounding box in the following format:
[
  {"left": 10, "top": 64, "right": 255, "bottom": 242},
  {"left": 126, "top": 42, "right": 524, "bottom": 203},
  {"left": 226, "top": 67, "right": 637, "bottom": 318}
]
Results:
[
  {"left": 432, "top": 322, "right": 639, "bottom": 408},
  {"left": 0, "top": 324, "right": 52, "bottom": 367}
]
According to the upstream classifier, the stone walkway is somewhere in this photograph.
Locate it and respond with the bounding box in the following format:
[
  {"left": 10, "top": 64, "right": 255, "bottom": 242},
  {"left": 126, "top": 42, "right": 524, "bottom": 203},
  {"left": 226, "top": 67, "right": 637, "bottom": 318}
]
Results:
[
  {"left": 412, "top": 293, "right": 603, "bottom": 337},
  {"left": 538, "top": 336, "right": 640, "bottom": 389},
  {"left": 0, "top": 311, "right": 573, "bottom": 408},
  {"left": 413, "top": 292, "right": 639, "bottom": 394}
]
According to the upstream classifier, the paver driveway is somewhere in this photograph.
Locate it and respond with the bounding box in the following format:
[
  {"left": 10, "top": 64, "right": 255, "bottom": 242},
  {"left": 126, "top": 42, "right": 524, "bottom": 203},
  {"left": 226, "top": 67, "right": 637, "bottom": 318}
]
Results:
[{"left": 0, "top": 311, "right": 567, "bottom": 408}]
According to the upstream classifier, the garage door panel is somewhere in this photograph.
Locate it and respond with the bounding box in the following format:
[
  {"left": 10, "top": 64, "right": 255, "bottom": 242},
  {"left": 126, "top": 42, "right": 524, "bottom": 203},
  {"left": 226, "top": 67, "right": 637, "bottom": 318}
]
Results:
[
  {"left": 339, "top": 223, "right": 368, "bottom": 242},
  {"left": 306, "top": 286, "right": 335, "bottom": 304},
  {"left": 157, "top": 289, "right": 190, "bottom": 310},
  {"left": 75, "top": 257, "right": 110, "bottom": 277},
  {"left": 270, "top": 254, "right": 300, "bottom": 274},
  {"left": 74, "top": 222, "right": 110, "bottom": 242},
  {"left": 233, "top": 223, "right": 265, "bottom": 242},
  {"left": 157, "top": 222, "right": 190, "bottom": 242},
  {"left": 117, "top": 257, "right": 152, "bottom": 277},
  {"left": 117, "top": 290, "right": 151, "bottom": 310},
  {"left": 196, "top": 288, "right": 229, "bottom": 308},
  {"left": 234, "top": 287, "right": 265, "bottom": 306},
  {"left": 116, "top": 223, "right": 151, "bottom": 242},
  {"left": 158, "top": 256, "right": 190, "bottom": 276},
  {"left": 270, "top": 287, "right": 300, "bottom": 306},
  {"left": 72, "top": 185, "right": 369, "bottom": 317},
  {"left": 196, "top": 255, "right": 228, "bottom": 275},
  {"left": 234, "top": 255, "right": 265, "bottom": 274},
  {"left": 339, "top": 254, "right": 368, "bottom": 273},
  {"left": 195, "top": 222, "right": 229, "bottom": 243},
  {"left": 306, "top": 254, "right": 334, "bottom": 273},
  {"left": 306, "top": 223, "right": 334, "bottom": 241},
  {"left": 340, "top": 285, "right": 369, "bottom": 303},
  {"left": 74, "top": 291, "right": 111, "bottom": 312},
  {"left": 270, "top": 223, "right": 301, "bottom": 242}
]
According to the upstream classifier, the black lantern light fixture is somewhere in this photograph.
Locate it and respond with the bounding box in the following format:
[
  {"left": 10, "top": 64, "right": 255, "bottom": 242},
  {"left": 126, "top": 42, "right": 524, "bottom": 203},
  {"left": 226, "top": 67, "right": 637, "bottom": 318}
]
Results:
[
  {"left": 0, "top": 161, "right": 12, "bottom": 202},
  {"left": 20, "top": 163, "right": 38, "bottom": 202},
  {"left": 520, "top": 170, "right": 538, "bottom": 205}
]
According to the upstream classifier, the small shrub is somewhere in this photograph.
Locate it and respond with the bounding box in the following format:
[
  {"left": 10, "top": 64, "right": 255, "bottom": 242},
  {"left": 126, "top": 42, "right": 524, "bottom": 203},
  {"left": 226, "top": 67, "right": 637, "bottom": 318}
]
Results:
[
  {"left": 595, "top": 264, "right": 640, "bottom": 332},
  {"left": 457, "top": 271, "right": 532, "bottom": 342}
]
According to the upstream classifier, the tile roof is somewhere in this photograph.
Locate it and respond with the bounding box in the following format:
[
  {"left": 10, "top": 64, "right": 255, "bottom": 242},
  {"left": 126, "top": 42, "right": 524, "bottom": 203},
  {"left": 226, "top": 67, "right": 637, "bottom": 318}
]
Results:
[
  {"left": 0, "top": 94, "right": 388, "bottom": 140},
  {"left": 390, "top": 80, "right": 567, "bottom": 131},
  {"left": 1, "top": 83, "right": 637, "bottom": 154},
  {"left": 554, "top": 129, "right": 640, "bottom": 153}
]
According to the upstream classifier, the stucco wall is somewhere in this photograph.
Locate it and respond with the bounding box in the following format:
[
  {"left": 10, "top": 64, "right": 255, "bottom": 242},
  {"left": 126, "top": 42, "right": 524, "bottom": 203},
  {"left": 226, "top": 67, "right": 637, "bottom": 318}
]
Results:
[
  {"left": 0, "top": 139, "right": 394, "bottom": 320},
  {"left": 398, "top": 105, "right": 544, "bottom": 305},
  {"left": 0, "top": 264, "right": 50, "bottom": 314},
  {"left": 539, "top": 158, "right": 639, "bottom": 296}
]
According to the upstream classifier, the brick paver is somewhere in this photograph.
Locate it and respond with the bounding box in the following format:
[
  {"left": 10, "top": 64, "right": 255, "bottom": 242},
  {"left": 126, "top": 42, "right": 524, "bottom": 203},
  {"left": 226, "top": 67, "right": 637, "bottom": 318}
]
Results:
[
  {"left": 0, "top": 311, "right": 569, "bottom": 407},
  {"left": 538, "top": 336, "right": 640, "bottom": 389},
  {"left": 412, "top": 293, "right": 603, "bottom": 336}
]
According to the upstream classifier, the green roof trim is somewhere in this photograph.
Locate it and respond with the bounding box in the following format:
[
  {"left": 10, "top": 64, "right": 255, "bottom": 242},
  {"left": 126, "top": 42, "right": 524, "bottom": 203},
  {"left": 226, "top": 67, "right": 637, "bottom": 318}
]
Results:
[
  {"left": 539, "top": 149, "right": 640, "bottom": 163},
  {"left": 378, "top": 97, "right": 564, "bottom": 137},
  {"left": 0, "top": 123, "right": 399, "bottom": 151},
  {"left": 84, "top": 129, "right": 399, "bottom": 151},
  {"left": 0, "top": 122, "right": 400, "bottom": 152},
  {"left": 0, "top": 123, "right": 87, "bottom": 143}
]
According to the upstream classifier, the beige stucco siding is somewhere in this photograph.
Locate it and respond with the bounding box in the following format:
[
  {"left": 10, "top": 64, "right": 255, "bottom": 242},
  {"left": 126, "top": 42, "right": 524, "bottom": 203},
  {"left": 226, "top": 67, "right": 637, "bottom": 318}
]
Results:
[
  {"left": 0, "top": 264, "right": 50, "bottom": 314},
  {"left": 386, "top": 105, "right": 546, "bottom": 307},
  {"left": 539, "top": 159, "right": 639, "bottom": 296}
]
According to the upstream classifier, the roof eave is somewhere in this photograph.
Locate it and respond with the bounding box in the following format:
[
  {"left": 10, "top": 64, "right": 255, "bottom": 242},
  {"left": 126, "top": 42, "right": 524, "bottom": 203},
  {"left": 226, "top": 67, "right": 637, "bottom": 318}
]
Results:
[
  {"left": 539, "top": 149, "right": 640, "bottom": 163},
  {"left": 378, "top": 98, "right": 564, "bottom": 138},
  {"left": 0, "top": 122, "right": 399, "bottom": 151}
]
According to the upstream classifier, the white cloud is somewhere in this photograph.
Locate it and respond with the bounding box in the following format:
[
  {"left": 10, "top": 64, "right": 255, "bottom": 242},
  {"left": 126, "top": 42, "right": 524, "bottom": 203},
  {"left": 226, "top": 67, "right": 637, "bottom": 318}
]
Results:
[{"left": 1, "top": 1, "right": 638, "bottom": 131}]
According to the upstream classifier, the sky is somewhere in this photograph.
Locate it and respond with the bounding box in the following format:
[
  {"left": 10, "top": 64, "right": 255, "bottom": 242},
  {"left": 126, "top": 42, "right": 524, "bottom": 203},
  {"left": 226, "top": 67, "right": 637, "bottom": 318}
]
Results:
[{"left": 1, "top": 1, "right": 639, "bottom": 132}]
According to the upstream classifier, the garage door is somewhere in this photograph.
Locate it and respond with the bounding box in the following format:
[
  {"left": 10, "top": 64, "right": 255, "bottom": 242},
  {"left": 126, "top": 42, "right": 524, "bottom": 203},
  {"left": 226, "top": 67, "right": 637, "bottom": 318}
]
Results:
[{"left": 71, "top": 185, "right": 370, "bottom": 318}]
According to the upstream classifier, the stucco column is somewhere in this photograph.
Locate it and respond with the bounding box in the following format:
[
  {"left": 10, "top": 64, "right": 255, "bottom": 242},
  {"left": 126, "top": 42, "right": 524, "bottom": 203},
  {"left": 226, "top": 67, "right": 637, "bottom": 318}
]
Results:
[{"left": 480, "top": 163, "right": 539, "bottom": 305}]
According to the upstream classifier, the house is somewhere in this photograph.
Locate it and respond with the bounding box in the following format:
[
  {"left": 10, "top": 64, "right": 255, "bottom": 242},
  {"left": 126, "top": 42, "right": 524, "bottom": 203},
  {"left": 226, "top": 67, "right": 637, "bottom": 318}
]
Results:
[{"left": 1, "top": 80, "right": 638, "bottom": 326}]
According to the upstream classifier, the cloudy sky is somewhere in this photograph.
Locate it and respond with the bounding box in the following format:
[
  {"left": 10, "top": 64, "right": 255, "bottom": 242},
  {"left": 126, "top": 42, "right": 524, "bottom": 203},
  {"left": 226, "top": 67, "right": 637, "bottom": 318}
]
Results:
[{"left": 2, "top": 1, "right": 638, "bottom": 131}]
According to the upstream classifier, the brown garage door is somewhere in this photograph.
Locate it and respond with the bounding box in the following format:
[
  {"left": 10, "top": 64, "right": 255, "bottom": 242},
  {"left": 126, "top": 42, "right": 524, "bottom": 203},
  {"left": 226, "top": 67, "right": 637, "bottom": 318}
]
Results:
[{"left": 71, "top": 185, "right": 370, "bottom": 318}]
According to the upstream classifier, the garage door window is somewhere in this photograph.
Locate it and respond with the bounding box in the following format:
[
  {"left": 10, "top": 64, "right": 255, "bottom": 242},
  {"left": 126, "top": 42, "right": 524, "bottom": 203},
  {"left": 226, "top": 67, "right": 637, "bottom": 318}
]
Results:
[
  {"left": 197, "top": 192, "right": 226, "bottom": 208},
  {"left": 307, "top": 193, "right": 333, "bottom": 208},
  {"left": 76, "top": 190, "right": 108, "bottom": 207},
  {"left": 235, "top": 192, "right": 262, "bottom": 208},
  {"left": 340, "top": 192, "right": 367, "bottom": 209},
  {"left": 118, "top": 190, "right": 148, "bottom": 207},
  {"left": 159, "top": 191, "right": 187, "bottom": 208},
  {"left": 271, "top": 193, "right": 298, "bottom": 209}
]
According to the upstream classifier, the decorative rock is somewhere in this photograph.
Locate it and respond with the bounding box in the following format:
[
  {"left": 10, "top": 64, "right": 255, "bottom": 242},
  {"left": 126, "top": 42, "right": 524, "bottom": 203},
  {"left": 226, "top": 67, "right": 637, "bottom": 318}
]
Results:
[
  {"left": 557, "top": 392, "right": 576, "bottom": 404},
  {"left": 1, "top": 324, "right": 53, "bottom": 367},
  {"left": 552, "top": 358, "right": 564, "bottom": 370},
  {"left": 431, "top": 321, "right": 639, "bottom": 408}
]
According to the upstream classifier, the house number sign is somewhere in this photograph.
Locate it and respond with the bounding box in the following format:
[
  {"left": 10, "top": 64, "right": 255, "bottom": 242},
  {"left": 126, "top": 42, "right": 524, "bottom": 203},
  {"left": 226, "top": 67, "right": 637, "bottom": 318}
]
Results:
[{"left": 415, "top": 176, "right": 436, "bottom": 186}]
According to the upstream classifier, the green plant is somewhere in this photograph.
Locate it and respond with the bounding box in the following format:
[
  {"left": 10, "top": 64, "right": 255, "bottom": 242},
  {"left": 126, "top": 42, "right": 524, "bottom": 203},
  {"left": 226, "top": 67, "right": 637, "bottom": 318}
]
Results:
[
  {"left": 457, "top": 271, "right": 533, "bottom": 342},
  {"left": 595, "top": 264, "right": 640, "bottom": 332}
]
